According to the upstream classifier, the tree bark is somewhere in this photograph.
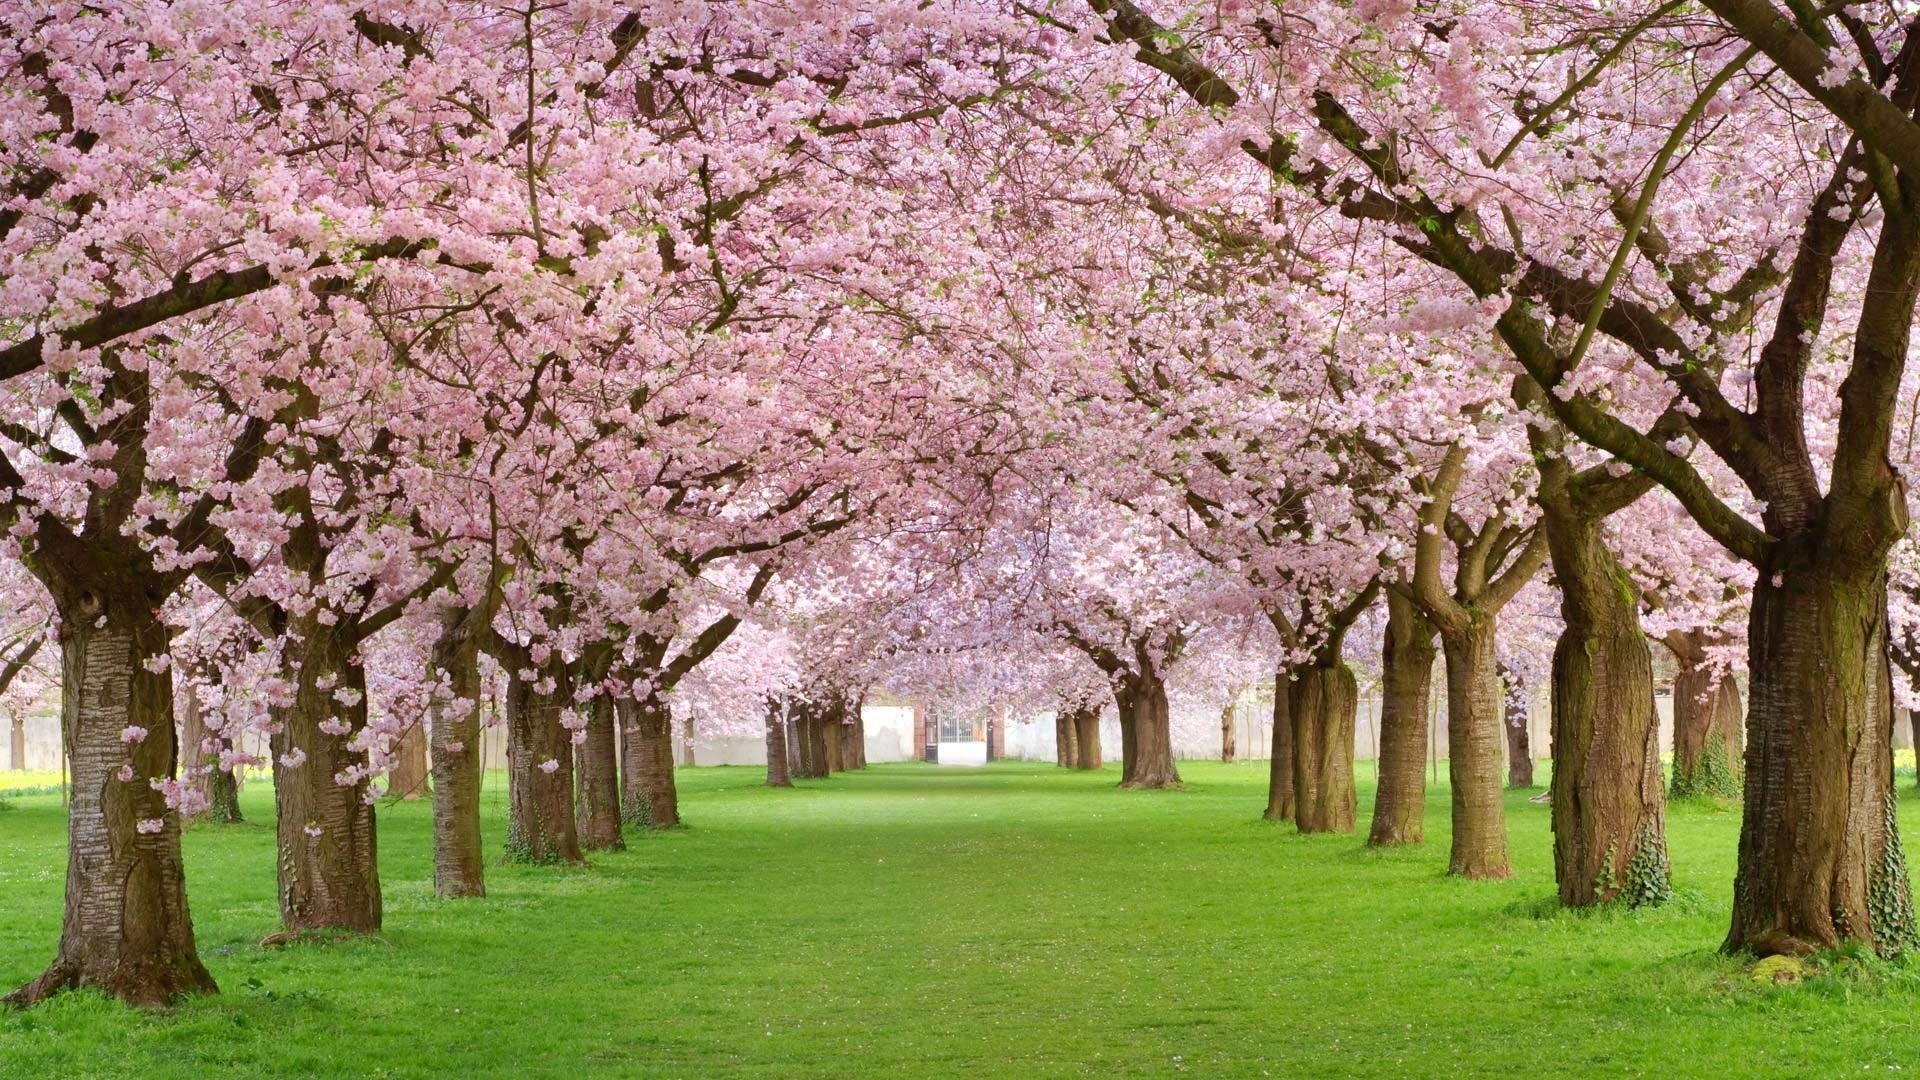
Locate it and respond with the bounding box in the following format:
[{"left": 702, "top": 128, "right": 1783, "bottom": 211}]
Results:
[
  {"left": 7, "top": 598, "right": 215, "bottom": 1008},
  {"left": 838, "top": 709, "right": 861, "bottom": 771},
  {"left": 1668, "top": 632, "right": 1744, "bottom": 799},
  {"left": 822, "top": 696, "right": 845, "bottom": 774},
  {"left": 8, "top": 712, "right": 23, "bottom": 771},
  {"left": 619, "top": 691, "right": 680, "bottom": 827},
  {"left": 504, "top": 665, "right": 583, "bottom": 865},
  {"left": 271, "top": 623, "right": 381, "bottom": 933},
  {"left": 1264, "top": 667, "right": 1294, "bottom": 820},
  {"left": 1073, "top": 706, "right": 1101, "bottom": 771},
  {"left": 1440, "top": 616, "right": 1511, "bottom": 879},
  {"left": 1220, "top": 694, "right": 1237, "bottom": 763},
  {"left": 387, "top": 722, "right": 430, "bottom": 801},
  {"left": 1370, "top": 592, "right": 1435, "bottom": 847},
  {"left": 428, "top": 605, "right": 486, "bottom": 898},
  {"left": 1499, "top": 663, "right": 1535, "bottom": 789},
  {"left": 1728, "top": 564, "right": 1916, "bottom": 957},
  {"left": 765, "top": 699, "right": 792, "bottom": 787},
  {"left": 1056, "top": 710, "right": 1077, "bottom": 767},
  {"left": 177, "top": 680, "right": 211, "bottom": 821},
  {"left": 574, "top": 697, "right": 624, "bottom": 850},
  {"left": 1290, "top": 659, "right": 1358, "bottom": 833},
  {"left": 1115, "top": 668, "right": 1181, "bottom": 789}
]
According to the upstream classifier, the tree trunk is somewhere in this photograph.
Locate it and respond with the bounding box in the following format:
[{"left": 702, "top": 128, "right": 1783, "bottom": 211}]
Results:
[
  {"left": 838, "top": 711, "right": 861, "bottom": 771},
  {"left": 1440, "top": 616, "right": 1511, "bottom": 878},
  {"left": 852, "top": 701, "right": 868, "bottom": 769},
  {"left": 574, "top": 697, "right": 624, "bottom": 850},
  {"left": 387, "top": 722, "right": 430, "bottom": 801},
  {"left": 765, "top": 700, "right": 792, "bottom": 787},
  {"left": 1116, "top": 671, "right": 1181, "bottom": 789},
  {"left": 208, "top": 760, "right": 242, "bottom": 824},
  {"left": 271, "top": 624, "right": 381, "bottom": 933},
  {"left": 1728, "top": 563, "right": 1916, "bottom": 957},
  {"left": 504, "top": 666, "right": 583, "bottom": 865},
  {"left": 1264, "top": 667, "right": 1294, "bottom": 820},
  {"left": 6, "top": 599, "right": 216, "bottom": 1008},
  {"left": 9, "top": 712, "right": 23, "bottom": 770},
  {"left": 1056, "top": 710, "right": 1076, "bottom": 767},
  {"left": 428, "top": 606, "right": 485, "bottom": 898},
  {"left": 1500, "top": 663, "right": 1535, "bottom": 789},
  {"left": 620, "top": 691, "right": 680, "bottom": 828},
  {"left": 1221, "top": 694, "right": 1237, "bottom": 763},
  {"left": 1538, "top": 497, "right": 1670, "bottom": 907},
  {"left": 1290, "top": 660, "right": 1358, "bottom": 833},
  {"left": 1370, "top": 592, "right": 1435, "bottom": 847},
  {"left": 680, "top": 712, "right": 697, "bottom": 767},
  {"left": 1669, "top": 634, "right": 1744, "bottom": 799},
  {"left": 177, "top": 680, "right": 211, "bottom": 821},
  {"left": 822, "top": 698, "right": 845, "bottom": 774},
  {"left": 1073, "top": 706, "right": 1101, "bottom": 770}
]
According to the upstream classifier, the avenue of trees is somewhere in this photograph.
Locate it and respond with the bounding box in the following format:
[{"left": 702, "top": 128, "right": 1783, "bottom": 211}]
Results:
[{"left": 5, "top": 0, "right": 1920, "bottom": 1007}]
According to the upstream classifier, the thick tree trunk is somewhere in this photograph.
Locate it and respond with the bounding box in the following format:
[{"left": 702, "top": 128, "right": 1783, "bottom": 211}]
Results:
[
  {"left": 1538, "top": 498, "right": 1670, "bottom": 907},
  {"left": 1499, "top": 664, "right": 1534, "bottom": 789},
  {"left": 9, "top": 712, "right": 23, "bottom": 770},
  {"left": 271, "top": 625, "right": 381, "bottom": 933},
  {"left": 619, "top": 692, "right": 680, "bottom": 828},
  {"left": 7, "top": 600, "right": 215, "bottom": 1008},
  {"left": 1264, "top": 667, "right": 1294, "bottom": 821},
  {"left": 1116, "top": 671, "right": 1181, "bottom": 789},
  {"left": 1221, "top": 695, "right": 1237, "bottom": 763},
  {"left": 178, "top": 683, "right": 209, "bottom": 820},
  {"left": 1728, "top": 563, "right": 1916, "bottom": 957},
  {"left": 504, "top": 666, "right": 583, "bottom": 865},
  {"left": 1056, "top": 710, "right": 1077, "bottom": 767},
  {"left": 1440, "top": 617, "right": 1511, "bottom": 878},
  {"left": 428, "top": 607, "right": 485, "bottom": 898},
  {"left": 387, "top": 722, "right": 430, "bottom": 801},
  {"left": 822, "top": 699, "right": 845, "bottom": 774},
  {"left": 838, "top": 712, "right": 861, "bottom": 771},
  {"left": 574, "top": 698, "right": 624, "bottom": 850},
  {"left": 765, "top": 700, "right": 792, "bottom": 787},
  {"left": 1073, "top": 707, "right": 1102, "bottom": 771},
  {"left": 208, "top": 760, "right": 242, "bottom": 824},
  {"left": 1669, "top": 635, "right": 1744, "bottom": 799},
  {"left": 1290, "top": 660, "right": 1358, "bottom": 833},
  {"left": 1370, "top": 592, "right": 1435, "bottom": 847}
]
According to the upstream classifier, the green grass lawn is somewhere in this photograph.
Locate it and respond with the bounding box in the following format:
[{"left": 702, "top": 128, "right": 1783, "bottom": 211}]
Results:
[{"left": 3, "top": 760, "right": 1919, "bottom": 1078}]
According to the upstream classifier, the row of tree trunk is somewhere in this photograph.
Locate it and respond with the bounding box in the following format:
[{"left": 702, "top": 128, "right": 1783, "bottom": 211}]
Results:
[
  {"left": 1054, "top": 702, "right": 1102, "bottom": 770},
  {"left": 764, "top": 692, "right": 866, "bottom": 786}
]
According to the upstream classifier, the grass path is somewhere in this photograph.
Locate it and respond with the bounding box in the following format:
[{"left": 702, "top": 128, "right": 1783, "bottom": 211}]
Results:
[{"left": 3, "top": 761, "right": 1918, "bottom": 1077}]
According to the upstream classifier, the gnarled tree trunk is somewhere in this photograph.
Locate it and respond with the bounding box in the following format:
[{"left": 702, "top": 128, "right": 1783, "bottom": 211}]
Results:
[
  {"left": 1668, "top": 631, "right": 1744, "bottom": 800},
  {"left": 1115, "top": 669, "right": 1180, "bottom": 789},
  {"left": 7, "top": 596, "right": 215, "bottom": 1008},
  {"left": 620, "top": 691, "right": 680, "bottom": 828},
  {"left": 429, "top": 606, "right": 486, "bottom": 898},
  {"left": 1264, "top": 668, "right": 1295, "bottom": 820},
  {"left": 1370, "top": 592, "right": 1434, "bottom": 847},
  {"left": 272, "top": 624, "right": 381, "bottom": 933},
  {"left": 1729, "top": 562, "right": 1915, "bottom": 957},
  {"left": 765, "top": 699, "right": 792, "bottom": 787},
  {"left": 1290, "top": 659, "right": 1358, "bottom": 833},
  {"left": 504, "top": 666, "right": 583, "bottom": 865},
  {"left": 1440, "top": 616, "right": 1510, "bottom": 879},
  {"left": 1499, "top": 663, "right": 1534, "bottom": 789},
  {"left": 1073, "top": 706, "right": 1101, "bottom": 771},
  {"left": 575, "top": 697, "right": 624, "bottom": 849}
]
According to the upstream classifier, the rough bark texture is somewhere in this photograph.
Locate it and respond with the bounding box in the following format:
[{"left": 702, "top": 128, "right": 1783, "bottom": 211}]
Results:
[
  {"left": 1729, "top": 565, "right": 1916, "bottom": 957},
  {"left": 1263, "top": 667, "right": 1295, "bottom": 821},
  {"left": 1290, "top": 660, "right": 1358, "bottom": 834},
  {"left": 619, "top": 692, "right": 680, "bottom": 828},
  {"left": 1440, "top": 617, "right": 1511, "bottom": 879},
  {"left": 1072, "top": 707, "right": 1101, "bottom": 771},
  {"left": 387, "top": 722, "right": 430, "bottom": 801},
  {"left": 1115, "top": 668, "right": 1181, "bottom": 789},
  {"left": 1370, "top": 592, "right": 1435, "bottom": 847},
  {"left": 574, "top": 697, "right": 624, "bottom": 849},
  {"left": 504, "top": 666, "right": 583, "bottom": 865},
  {"left": 7, "top": 600, "right": 215, "bottom": 1008},
  {"left": 1499, "top": 663, "right": 1535, "bottom": 789},
  {"left": 765, "top": 700, "right": 792, "bottom": 787},
  {"left": 428, "top": 606, "right": 486, "bottom": 898},
  {"left": 271, "top": 624, "right": 381, "bottom": 933},
  {"left": 1668, "top": 631, "right": 1744, "bottom": 800}
]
